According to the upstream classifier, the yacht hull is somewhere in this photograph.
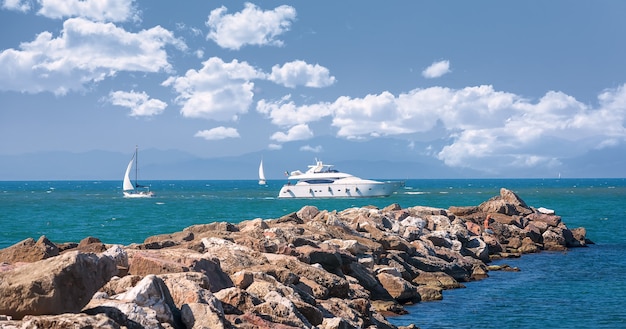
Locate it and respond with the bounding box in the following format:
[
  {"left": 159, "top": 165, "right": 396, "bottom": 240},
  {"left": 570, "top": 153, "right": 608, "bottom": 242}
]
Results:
[{"left": 278, "top": 181, "right": 403, "bottom": 198}]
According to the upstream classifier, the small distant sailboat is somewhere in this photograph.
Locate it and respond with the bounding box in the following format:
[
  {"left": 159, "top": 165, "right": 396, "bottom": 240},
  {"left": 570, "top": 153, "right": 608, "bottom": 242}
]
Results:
[
  {"left": 123, "top": 146, "right": 154, "bottom": 198},
  {"left": 258, "top": 159, "right": 267, "bottom": 185}
]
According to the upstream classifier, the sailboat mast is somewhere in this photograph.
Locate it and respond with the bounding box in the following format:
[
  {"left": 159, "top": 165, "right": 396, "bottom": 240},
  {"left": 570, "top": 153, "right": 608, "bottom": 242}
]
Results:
[{"left": 134, "top": 145, "right": 138, "bottom": 188}]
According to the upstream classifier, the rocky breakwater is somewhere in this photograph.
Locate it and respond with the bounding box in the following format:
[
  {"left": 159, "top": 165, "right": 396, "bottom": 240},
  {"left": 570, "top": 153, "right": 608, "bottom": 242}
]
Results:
[{"left": 0, "top": 188, "right": 590, "bottom": 329}]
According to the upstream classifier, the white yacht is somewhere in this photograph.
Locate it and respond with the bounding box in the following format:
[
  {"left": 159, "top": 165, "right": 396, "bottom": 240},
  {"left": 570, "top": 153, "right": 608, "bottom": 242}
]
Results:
[{"left": 278, "top": 159, "right": 404, "bottom": 198}]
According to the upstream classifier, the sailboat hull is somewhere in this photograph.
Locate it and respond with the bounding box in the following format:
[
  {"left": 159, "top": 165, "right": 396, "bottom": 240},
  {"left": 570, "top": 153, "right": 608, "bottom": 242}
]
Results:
[{"left": 123, "top": 191, "right": 154, "bottom": 198}]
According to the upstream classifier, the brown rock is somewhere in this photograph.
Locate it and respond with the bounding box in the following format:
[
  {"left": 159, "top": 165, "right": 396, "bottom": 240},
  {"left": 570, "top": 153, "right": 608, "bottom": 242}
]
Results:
[
  {"left": 201, "top": 237, "right": 269, "bottom": 274},
  {"left": 295, "top": 244, "right": 342, "bottom": 272},
  {"left": 412, "top": 270, "right": 462, "bottom": 290},
  {"left": 0, "top": 250, "right": 117, "bottom": 319},
  {"left": 273, "top": 258, "right": 350, "bottom": 299},
  {"left": 214, "top": 287, "right": 262, "bottom": 315},
  {"left": 0, "top": 236, "right": 59, "bottom": 264},
  {"left": 376, "top": 271, "right": 418, "bottom": 302},
  {"left": 448, "top": 206, "right": 479, "bottom": 216},
  {"left": 519, "top": 237, "right": 540, "bottom": 253},
  {"left": 417, "top": 285, "right": 443, "bottom": 301},
  {"left": 569, "top": 227, "right": 589, "bottom": 247},
  {"left": 159, "top": 272, "right": 215, "bottom": 307},
  {"left": 297, "top": 205, "right": 321, "bottom": 221},
  {"left": 77, "top": 236, "right": 107, "bottom": 253},
  {"left": 526, "top": 212, "right": 562, "bottom": 227},
  {"left": 128, "top": 248, "right": 233, "bottom": 292},
  {"left": 20, "top": 313, "right": 120, "bottom": 329},
  {"left": 181, "top": 302, "right": 226, "bottom": 329}
]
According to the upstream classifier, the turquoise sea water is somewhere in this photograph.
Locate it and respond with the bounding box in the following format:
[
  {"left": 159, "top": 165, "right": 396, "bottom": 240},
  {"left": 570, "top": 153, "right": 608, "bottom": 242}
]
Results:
[{"left": 1, "top": 178, "right": 625, "bottom": 328}]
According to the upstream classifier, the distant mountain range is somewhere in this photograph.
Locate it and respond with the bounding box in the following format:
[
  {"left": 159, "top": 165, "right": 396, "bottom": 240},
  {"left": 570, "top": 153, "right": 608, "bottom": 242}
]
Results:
[{"left": 0, "top": 136, "right": 624, "bottom": 180}]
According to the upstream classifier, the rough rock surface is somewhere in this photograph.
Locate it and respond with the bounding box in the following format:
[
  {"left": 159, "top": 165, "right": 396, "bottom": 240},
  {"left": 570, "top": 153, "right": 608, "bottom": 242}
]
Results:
[{"left": 0, "top": 188, "right": 590, "bottom": 328}]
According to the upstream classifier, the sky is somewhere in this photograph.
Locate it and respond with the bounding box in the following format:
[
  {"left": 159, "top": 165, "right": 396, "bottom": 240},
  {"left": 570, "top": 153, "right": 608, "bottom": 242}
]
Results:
[{"left": 1, "top": 0, "right": 626, "bottom": 178}]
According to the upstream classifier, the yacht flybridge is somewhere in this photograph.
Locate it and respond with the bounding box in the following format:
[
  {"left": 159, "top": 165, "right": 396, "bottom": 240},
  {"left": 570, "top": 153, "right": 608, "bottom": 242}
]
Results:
[{"left": 278, "top": 159, "right": 404, "bottom": 198}]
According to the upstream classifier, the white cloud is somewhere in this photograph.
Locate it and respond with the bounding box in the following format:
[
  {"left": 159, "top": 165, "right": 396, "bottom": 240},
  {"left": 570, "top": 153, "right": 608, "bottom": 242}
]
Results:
[
  {"left": 270, "top": 124, "right": 313, "bottom": 142},
  {"left": 0, "top": 17, "right": 186, "bottom": 95},
  {"left": 37, "top": 0, "right": 139, "bottom": 22},
  {"left": 422, "top": 60, "right": 451, "bottom": 79},
  {"left": 268, "top": 143, "right": 282, "bottom": 150},
  {"left": 194, "top": 127, "right": 240, "bottom": 140},
  {"left": 257, "top": 84, "right": 626, "bottom": 173},
  {"left": 108, "top": 90, "right": 167, "bottom": 117},
  {"left": 257, "top": 95, "right": 333, "bottom": 126},
  {"left": 269, "top": 60, "right": 336, "bottom": 88},
  {"left": 2, "top": 0, "right": 31, "bottom": 12},
  {"left": 163, "top": 57, "right": 265, "bottom": 121},
  {"left": 300, "top": 145, "right": 322, "bottom": 153},
  {"left": 206, "top": 3, "right": 296, "bottom": 50}
]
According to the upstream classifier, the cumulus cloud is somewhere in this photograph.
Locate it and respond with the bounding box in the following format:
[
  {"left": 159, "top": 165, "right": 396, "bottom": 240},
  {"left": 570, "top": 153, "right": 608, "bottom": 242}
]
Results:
[
  {"left": 195, "top": 127, "right": 240, "bottom": 140},
  {"left": 258, "top": 84, "right": 626, "bottom": 173},
  {"left": 206, "top": 3, "right": 296, "bottom": 50},
  {"left": 2, "top": 0, "right": 31, "bottom": 12},
  {"left": 269, "top": 60, "right": 336, "bottom": 88},
  {"left": 163, "top": 57, "right": 265, "bottom": 121},
  {"left": 37, "top": 0, "right": 139, "bottom": 22},
  {"left": 0, "top": 17, "right": 186, "bottom": 95},
  {"left": 108, "top": 90, "right": 167, "bottom": 116},
  {"left": 422, "top": 60, "right": 451, "bottom": 79},
  {"left": 257, "top": 95, "right": 333, "bottom": 126},
  {"left": 300, "top": 145, "right": 322, "bottom": 153},
  {"left": 270, "top": 124, "right": 313, "bottom": 142}
]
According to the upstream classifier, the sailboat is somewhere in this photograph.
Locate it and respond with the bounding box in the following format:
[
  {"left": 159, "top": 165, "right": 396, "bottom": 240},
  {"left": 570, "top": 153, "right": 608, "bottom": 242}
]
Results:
[
  {"left": 123, "top": 146, "right": 154, "bottom": 198},
  {"left": 258, "top": 159, "right": 267, "bottom": 185}
]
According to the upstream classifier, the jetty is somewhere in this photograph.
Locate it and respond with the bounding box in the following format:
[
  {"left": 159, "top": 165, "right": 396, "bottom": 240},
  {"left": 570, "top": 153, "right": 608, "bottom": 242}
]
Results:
[{"left": 0, "top": 188, "right": 590, "bottom": 329}]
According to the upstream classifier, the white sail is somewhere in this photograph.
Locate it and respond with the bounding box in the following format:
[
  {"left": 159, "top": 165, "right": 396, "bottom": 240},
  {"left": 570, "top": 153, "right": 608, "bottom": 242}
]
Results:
[
  {"left": 258, "top": 159, "right": 266, "bottom": 185},
  {"left": 123, "top": 156, "right": 135, "bottom": 191},
  {"left": 123, "top": 146, "right": 154, "bottom": 198}
]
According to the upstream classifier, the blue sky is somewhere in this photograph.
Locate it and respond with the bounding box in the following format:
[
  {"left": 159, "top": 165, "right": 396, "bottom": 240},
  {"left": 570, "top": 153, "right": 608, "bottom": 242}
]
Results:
[{"left": 1, "top": 0, "right": 625, "bottom": 178}]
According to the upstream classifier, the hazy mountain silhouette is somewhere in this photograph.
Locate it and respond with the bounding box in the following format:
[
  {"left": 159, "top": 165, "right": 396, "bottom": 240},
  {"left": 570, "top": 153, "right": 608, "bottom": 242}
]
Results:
[{"left": 0, "top": 136, "right": 623, "bottom": 180}]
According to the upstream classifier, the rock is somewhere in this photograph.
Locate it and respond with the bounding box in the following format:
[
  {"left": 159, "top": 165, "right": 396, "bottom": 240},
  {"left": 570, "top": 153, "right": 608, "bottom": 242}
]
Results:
[
  {"left": 159, "top": 272, "right": 216, "bottom": 308},
  {"left": 569, "top": 227, "right": 589, "bottom": 247},
  {"left": 297, "top": 205, "right": 321, "bottom": 221},
  {"left": 448, "top": 206, "right": 479, "bottom": 216},
  {"left": 412, "top": 271, "right": 462, "bottom": 290},
  {"left": 295, "top": 244, "right": 342, "bottom": 272},
  {"left": 0, "top": 250, "right": 117, "bottom": 319},
  {"left": 201, "top": 237, "right": 269, "bottom": 274},
  {"left": 416, "top": 285, "right": 443, "bottom": 301},
  {"left": 127, "top": 248, "right": 233, "bottom": 293},
  {"left": 0, "top": 236, "right": 59, "bottom": 264},
  {"left": 253, "top": 291, "right": 313, "bottom": 328},
  {"left": 0, "top": 187, "right": 590, "bottom": 328},
  {"left": 376, "top": 272, "right": 418, "bottom": 302},
  {"left": 142, "top": 231, "right": 194, "bottom": 249},
  {"left": 77, "top": 236, "right": 108, "bottom": 253},
  {"left": 20, "top": 313, "right": 120, "bottom": 329},
  {"left": 111, "top": 274, "right": 177, "bottom": 325},
  {"left": 83, "top": 300, "right": 165, "bottom": 329},
  {"left": 214, "top": 287, "right": 262, "bottom": 315},
  {"left": 526, "top": 212, "right": 562, "bottom": 227},
  {"left": 181, "top": 302, "right": 226, "bottom": 329}
]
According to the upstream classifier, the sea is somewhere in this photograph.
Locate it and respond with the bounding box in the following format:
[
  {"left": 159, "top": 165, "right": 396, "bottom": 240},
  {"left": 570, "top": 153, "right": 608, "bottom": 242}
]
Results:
[{"left": 1, "top": 178, "right": 625, "bottom": 328}]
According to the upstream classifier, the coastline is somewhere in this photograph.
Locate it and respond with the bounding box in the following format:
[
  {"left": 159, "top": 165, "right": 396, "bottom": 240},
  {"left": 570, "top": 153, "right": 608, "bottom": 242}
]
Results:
[{"left": 0, "top": 188, "right": 590, "bottom": 329}]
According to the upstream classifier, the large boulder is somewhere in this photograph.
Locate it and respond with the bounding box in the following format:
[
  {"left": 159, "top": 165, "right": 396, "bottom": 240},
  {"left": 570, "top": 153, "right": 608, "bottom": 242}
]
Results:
[
  {"left": 127, "top": 248, "right": 233, "bottom": 293},
  {"left": 0, "top": 250, "right": 117, "bottom": 319}
]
